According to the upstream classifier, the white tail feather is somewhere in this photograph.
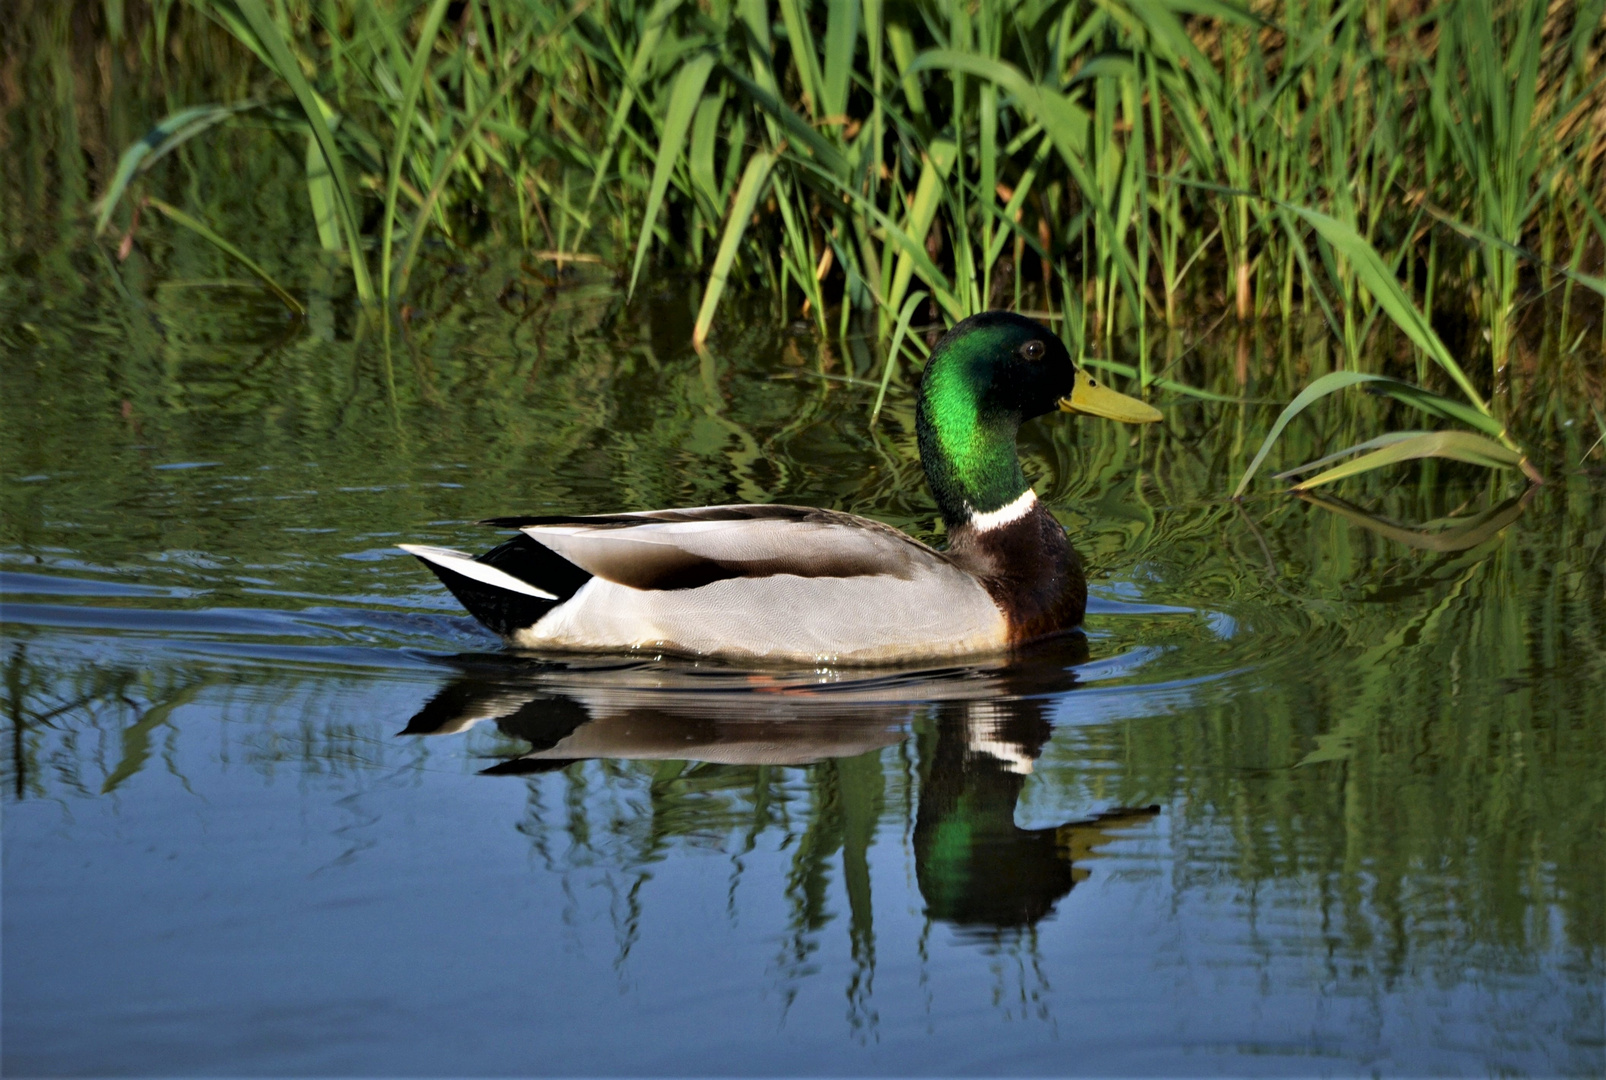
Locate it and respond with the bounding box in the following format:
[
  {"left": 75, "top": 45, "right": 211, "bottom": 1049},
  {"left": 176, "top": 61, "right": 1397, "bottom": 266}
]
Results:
[{"left": 398, "top": 544, "right": 558, "bottom": 600}]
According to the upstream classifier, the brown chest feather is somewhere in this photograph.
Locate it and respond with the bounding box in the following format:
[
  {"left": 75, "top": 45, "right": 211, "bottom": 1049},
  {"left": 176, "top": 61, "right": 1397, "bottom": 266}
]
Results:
[{"left": 947, "top": 504, "right": 1087, "bottom": 644}]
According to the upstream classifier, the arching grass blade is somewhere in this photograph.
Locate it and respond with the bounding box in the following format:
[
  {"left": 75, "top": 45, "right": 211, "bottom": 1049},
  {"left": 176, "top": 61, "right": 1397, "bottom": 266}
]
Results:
[
  {"left": 93, "top": 103, "right": 259, "bottom": 235},
  {"left": 1289, "top": 431, "right": 1521, "bottom": 492},
  {"left": 693, "top": 150, "right": 776, "bottom": 347},
  {"left": 145, "top": 198, "right": 304, "bottom": 316},
  {"left": 380, "top": 0, "right": 451, "bottom": 299},
  {"left": 1234, "top": 371, "right": 1390, "bottom": 497},
  {"left": 1278, "top": 203, "right": 1490, "bottom": 422},
  {"left": 628, "top": 52, "right": 716, "bottom": 299},
  {"left": 1235, "top": 372, "right": 1525, "bottom": 498},
  {"left": 1273, "top": 432, "right": 1432, "bottom": 479},
  {"left": 234, "top": 0, "right": 374, "bottom": 303},
  {"left": 870, "top": 289, "right": 927, "bottom": 424},
  {"left": 305, "top": 135, "right": 342, "bottom": 252}
]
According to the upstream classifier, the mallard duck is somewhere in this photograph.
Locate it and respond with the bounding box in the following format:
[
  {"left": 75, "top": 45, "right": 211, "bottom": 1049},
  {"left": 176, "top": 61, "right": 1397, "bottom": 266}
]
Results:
[{"left": 401, "top": 311, "right": 1161, "bottom": 663}]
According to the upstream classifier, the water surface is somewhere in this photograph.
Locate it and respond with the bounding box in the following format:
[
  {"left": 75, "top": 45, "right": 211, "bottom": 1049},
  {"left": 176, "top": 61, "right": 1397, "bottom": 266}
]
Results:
[{"left": 3, "top": 275, "right": 1602, "bottom": 1076}]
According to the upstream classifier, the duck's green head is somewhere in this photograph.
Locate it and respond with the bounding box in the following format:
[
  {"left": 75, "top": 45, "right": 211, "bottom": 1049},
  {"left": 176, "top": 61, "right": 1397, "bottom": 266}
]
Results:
[{"left": 916, "top": 311, "right": 1160, "bottom": 528}]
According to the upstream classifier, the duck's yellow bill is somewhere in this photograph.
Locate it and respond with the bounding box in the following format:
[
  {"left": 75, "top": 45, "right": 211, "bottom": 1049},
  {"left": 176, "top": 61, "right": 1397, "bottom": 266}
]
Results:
[{"left": 1057, "top": 368, "right": 1163, "bottom": 423}]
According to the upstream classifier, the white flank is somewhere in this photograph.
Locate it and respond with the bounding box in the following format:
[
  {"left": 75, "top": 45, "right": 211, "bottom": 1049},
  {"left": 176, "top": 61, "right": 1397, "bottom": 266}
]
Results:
[
  {"left": 965, "top": 489, "right": 1037, "bottom": 532},
  {"left": 398, "top": 544, "right": 558, "bottom": 599},
  {"left": 514, "top": 570, "right": 1008, "bottom": 663}
]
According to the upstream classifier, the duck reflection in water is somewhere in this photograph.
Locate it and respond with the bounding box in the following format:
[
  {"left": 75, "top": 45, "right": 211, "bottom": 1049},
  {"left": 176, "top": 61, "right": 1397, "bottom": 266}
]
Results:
[
  {"left": 401, "top": 638, "right": 1156, "bottom": 933},
  {"left": 913, "top": 701, "right": 1156, "bottom": 933}
]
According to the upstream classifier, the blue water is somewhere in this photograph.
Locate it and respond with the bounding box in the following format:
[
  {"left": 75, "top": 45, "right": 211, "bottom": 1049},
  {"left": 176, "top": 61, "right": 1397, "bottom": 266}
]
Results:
[{"left": 4, "top": 569, "right": 1599, "bottom": 1075}]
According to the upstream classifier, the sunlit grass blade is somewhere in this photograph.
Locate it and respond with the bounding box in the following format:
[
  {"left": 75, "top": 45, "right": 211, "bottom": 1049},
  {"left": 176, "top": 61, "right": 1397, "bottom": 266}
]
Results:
[
  {"left": 1279, "top": 203, "right": 1489, "bottom": 422},
  {"left": 688, "top": 95, "right": 725, "bottom": 212},
  {"left": 839, "top": 186, "right": 960, "bottom": 318},
  {"left": 1289, "top": 431, "right": 1521, "bottom": 492},
  {"left": 905, "top": 52, "right": 1089, "bottom": 163},
  {"left": 881, "top": 139, "right": 959, "bottom": 320},
  {"left": 144, "top": 198, "right": 304, "bottom": 315},
  {"left": 870, "top": 289, "right": 927, "bottom": 424},
  {"left": 693, "top": 150, "right": 776, "bottom": 347},
  {"left": 1233, "top": 371, "right": 1404, "bottom": 497},
  {"left": 93, "top": 103, "right": 259, "bottom": 235},
  {"left": 1273, "top": 432, "right": 1432, "bottom": 479},
  {"left": 305, "top": 135, "right": 342, "bottom": 252},
  {"left": 379, "top": 0, "right": 451, "bottom": 300},
  {"left": 1236, "top": 368, "right": 1531, "bottom": 498},
  {"left": 1169, "top": 175, "right": 1512, "bottom": 434},
  {"left": 1367, "top": 380, "right": 1506, "bottom": 439},
  {"left": 820, "top": 0, "right": 859, "bottom": 120},
  {"left": 580, "top": 0, "right": 685, "bottom": 227},
  {"left": 776, "top": 0, "right": 826, "bottom": 115},
  {"left": 628, "top": 53, "right": 716, "bottom": 299},
  {"left": 233, "top": 0, "right": 374, "bottom": 303},
  {"left": 722, "top": 67, "right": 852, "bottom": 176}
]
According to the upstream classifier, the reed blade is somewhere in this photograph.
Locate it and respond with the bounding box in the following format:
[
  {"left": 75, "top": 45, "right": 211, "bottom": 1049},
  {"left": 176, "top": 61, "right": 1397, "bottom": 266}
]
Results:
[
  {"left": 144, "top": 198, "right": 304, "bottom": 316},
  {"left": 693, "top": 150, "right": 777, "bottom": 346},
  {"left": 628, "top": 52, "right": 717, "bottom": 299},
  {"left": 379, "top": 0, "right": 452, "bottom": 300},
  {"left": 233, "top": 0, "right": 374, "bottom": 302},
  {"left": 1289, "top": 431, "right": 1521, "bottom": 492}
]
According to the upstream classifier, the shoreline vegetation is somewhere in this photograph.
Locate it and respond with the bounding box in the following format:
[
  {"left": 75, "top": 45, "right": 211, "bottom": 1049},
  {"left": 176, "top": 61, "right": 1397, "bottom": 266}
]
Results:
[{"left": 3, "top": 0, "right": 1604, "bottom": 494}]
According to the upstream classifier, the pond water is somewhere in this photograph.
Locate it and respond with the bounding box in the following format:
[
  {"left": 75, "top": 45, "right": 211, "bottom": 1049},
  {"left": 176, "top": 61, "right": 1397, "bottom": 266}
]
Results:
[{"left": 2, "top": 270, "right": 1602, "bottom": 1076}]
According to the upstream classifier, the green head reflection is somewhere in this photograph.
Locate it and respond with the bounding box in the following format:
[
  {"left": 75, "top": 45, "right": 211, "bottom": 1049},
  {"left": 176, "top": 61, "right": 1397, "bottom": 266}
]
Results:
[{"left": 914, "top": 700, "right": 1156, "bottom": 930}]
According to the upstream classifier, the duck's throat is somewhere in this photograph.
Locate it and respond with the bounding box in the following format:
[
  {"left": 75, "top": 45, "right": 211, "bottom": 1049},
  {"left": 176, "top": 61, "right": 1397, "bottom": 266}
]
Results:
[{"left": 916, "top": 389, "right": 1031, "bottom": 530}]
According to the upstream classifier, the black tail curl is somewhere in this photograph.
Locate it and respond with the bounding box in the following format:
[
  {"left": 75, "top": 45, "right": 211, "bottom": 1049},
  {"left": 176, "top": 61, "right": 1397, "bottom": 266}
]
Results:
[{"left": 414, "top": 534, "right": 591, "bottom": 638}]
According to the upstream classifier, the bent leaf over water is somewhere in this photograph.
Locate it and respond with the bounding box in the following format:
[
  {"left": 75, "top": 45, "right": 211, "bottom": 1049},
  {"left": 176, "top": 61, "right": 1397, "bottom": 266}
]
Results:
[
  {"left": 1233, "top": 372, "right": 1515, "bottom": 498},
  {"left": 93, "top": 103, "right": 261, "bottom": 236},
  {"left": 1288, "top": 431, "right": 1521, "bottom": 491},
  {"left": 1183, "top": 182, "right": 1544, "bottom": 499}
]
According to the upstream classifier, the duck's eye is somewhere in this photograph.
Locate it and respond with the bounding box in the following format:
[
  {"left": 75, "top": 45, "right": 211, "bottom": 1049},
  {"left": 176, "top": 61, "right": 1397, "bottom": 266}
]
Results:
[{"left": 1021, "top": 339, "right": 1046, "bottom": 360}]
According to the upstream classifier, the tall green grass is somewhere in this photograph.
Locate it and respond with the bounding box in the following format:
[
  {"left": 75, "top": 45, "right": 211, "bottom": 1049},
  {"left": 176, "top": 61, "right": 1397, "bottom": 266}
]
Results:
[{"left": 5, "top": 0, "right": 1603, "bottom": 493}]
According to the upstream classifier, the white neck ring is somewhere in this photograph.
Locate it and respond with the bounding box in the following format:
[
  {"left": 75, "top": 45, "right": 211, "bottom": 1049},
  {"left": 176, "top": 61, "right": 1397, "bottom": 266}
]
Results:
[{"left": 965, "top": 489, "right": 1037, "bottom": 532}]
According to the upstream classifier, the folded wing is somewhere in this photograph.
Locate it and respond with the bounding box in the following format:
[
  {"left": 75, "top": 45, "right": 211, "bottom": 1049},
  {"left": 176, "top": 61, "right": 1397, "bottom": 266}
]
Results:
[{"left": 500, "top": 504, "right": 942, "bottom": 590}]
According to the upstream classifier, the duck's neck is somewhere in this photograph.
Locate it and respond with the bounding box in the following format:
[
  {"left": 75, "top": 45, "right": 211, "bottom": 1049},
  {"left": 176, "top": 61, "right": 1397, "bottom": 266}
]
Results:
[
  {"left": 916, "top": 359, "right": 1031, "bottom": 531},
  {"left": 916, "top": 348, "right": 1085, "bottom": 638}
]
